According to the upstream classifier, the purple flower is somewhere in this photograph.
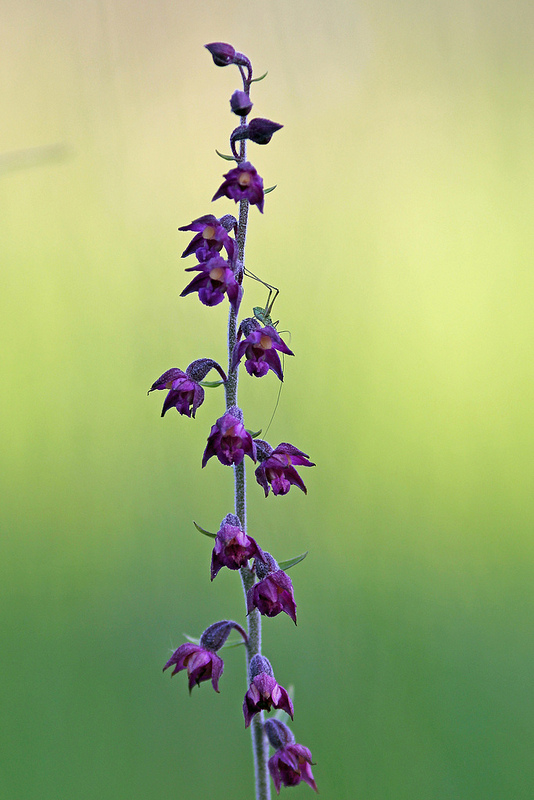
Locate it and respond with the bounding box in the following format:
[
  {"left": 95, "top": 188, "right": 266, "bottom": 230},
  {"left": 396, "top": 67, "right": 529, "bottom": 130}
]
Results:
[
  {"left": 180, "top": 254, "right": 242, "bottom": 313},
  {"left": 247, "top": 552, "right": 297, "bottom": 624},
  {"left": 202, "top": 406, "right": 257, "bottom": 467},
  {"left": 212, "top": 161, "right": 265, "bottom": 213},
  {"left": 162, "top": 620, "right": 247, "bottom": 693},
  {"left": 255, "top": 441, "right": 315, "bottom": 496},
  {"left": 148, "top": 359, "right": 226, "bottom": 419},
  {"left": 163, "top": 643, "right": 224, "bottom": 693},
  {"left": 232, "top": 318, "right": 294, "bottom": 380},
  {"left": 211, "top": 513, "right": 264, "bottom": 580},
  {"left": 269, "top": 745, "right": 318, "bottom": 793},
  {"left": 179, "top": 214, "right": 235, "bottom": 261},
  {"left": 265, "top": 720, "right": 317, "bottom": 794},
  {"left": 243, "top": 655, "right": 294, "bottom": 728}
]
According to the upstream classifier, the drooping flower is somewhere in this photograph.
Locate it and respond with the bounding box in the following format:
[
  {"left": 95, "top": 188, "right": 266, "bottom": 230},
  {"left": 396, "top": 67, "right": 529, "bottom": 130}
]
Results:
[
  {"left": 202, "top": 406, "right": 257, "bottom": 467},
  {"left": 148, "top": 359, "right": 226, "bottom": 418},
  {"left": 179, "top": 214, "right": 235, "bottom": 261},
  {"left": 180, "top": 254, "right": 242, "bottom": 313},
  {"left": 162, "top": 642, "right": 223, "bottom": 693},
  {"left": 265, "top": 720, "right": 317, "bottom": 794},
  {"left": 211, "top": 513, "right": 264, "bottom": 580},
  {"left": 255, "top": 440, "right": 315, "bottom": 496},
  {"left": 247, "top": 552, "right": 297, "bottom": 624},
  {"left": 243, "top": 655, "right": 294, "bottom": 728},
  {"left": 212, "top": 161, "right": 265, "bottom": 213},
  {"left": 163, "top": 620, "right": 247, "bottom": 693},
  {"left": 232, "top": 318, "right": 294, "bottom": 380}
]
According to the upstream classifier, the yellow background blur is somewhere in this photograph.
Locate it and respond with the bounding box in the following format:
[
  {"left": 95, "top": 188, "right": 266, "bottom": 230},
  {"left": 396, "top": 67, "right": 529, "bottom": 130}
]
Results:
[{"left": 2, "top": 1, "right": 533, "bottom": 797}]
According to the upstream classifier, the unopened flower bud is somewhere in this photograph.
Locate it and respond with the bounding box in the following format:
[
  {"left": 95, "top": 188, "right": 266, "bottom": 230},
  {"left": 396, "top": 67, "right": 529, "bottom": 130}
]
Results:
[
  {"left": 246, "top": 118, "right": 283, "bottom": 145},
  {"left": 255, "top": 551, "right": 278, "bottom": 579},
  {"left": 230, "top": 90, "right": 253, "bottom": 116},
  {"left": 265, "top": 719, "right": 295, "bottom": 750},
  {"left": 199, "top": 619, "right": 247, "bottom": 651},
  {"left": 249, "top": 654, "right": 274, "bottom": 680},
  {"left": 205, "top": 42, "right": 236, "bottom": 67}
]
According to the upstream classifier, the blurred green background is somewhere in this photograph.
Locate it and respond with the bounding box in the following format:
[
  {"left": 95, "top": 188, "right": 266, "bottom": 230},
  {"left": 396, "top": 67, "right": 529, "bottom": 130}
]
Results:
[{"left": 2, "top": 0, "right": 533, "bottom": 797}]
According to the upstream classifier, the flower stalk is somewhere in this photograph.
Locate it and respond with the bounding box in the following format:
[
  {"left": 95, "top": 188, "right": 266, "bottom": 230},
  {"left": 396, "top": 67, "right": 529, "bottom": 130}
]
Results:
[{"left": 152, "top": 42, "right": 316, "bottom": 799}]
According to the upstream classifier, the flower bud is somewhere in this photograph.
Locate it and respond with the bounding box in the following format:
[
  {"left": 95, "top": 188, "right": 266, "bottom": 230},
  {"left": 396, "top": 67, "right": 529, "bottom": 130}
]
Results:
[
  {"left": 205, "top": 42, "right": 236, "bottom": 67},
  {"left": 199, "top": 619, "right": 247, "bottom": 651},
  {"left": 246, "top": 118, "right": 283, "bottom": 145},
  {"left": 265, "top": 719, "right": 295, "bottom": 750},
  {"left": 255, "top": 551, "right": 278, "bottom": 579},
  {"left": 249, "top": 654, "right": 274, "bottom": 680},
  {"left": 230, "top": 90, "right": 253, "bottom": 116}
]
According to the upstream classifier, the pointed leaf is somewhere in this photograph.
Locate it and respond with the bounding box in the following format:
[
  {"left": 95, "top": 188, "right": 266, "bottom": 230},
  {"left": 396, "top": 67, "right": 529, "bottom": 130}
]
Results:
[
  {"left": 199, "top": 379, "right": 225, "bottom": 388},
  {"left": 183, "top": 634, "right": 201, "bottom": 645},
  {"left": 278, "top": 551, "right": 308, "bottom": 571},
  {"left": 246, "top": 428, "right": 262, "bottom": 438},
  {"left": 264, "top": 185, "right": 277, "bottom": 195},
  {"left": 193, "top": 521, "right": 217, "bottom": 539},
  {"left": 220, "top": 637, "right": 247, "bottom": 650},
  {"left": 250, "top": 70, "right": 268, "bottom": 83},
  {"left": 216, "top": 149, "right": 238, "bottom": 161}
]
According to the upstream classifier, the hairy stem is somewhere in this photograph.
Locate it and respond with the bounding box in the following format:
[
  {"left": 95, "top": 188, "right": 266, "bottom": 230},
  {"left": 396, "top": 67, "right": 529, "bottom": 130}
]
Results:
[{"left": 224, "top": 101, "right": 270, "bottom": 800}]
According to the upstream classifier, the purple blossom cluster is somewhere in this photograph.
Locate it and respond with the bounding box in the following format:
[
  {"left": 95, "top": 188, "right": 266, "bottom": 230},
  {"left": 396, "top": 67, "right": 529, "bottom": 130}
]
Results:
[{"left": 151, "top": 42, "right": 317, "bottom": 797}]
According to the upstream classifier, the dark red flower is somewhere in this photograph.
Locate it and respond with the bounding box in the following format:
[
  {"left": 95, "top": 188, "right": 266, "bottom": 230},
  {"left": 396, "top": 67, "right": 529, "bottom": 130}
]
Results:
[
  {"left": 202, "top": 407, "right": 257, "bottom": 467},
  {"left": 148, "top": 359, "right": 226, "bottom": 418},
  {"left": 179, "top": 214, "right": 235, "bottom": 261},
  {"left": 265, "top": 720, "right": 317, "bottom": 794},
  {"left": 255, "top": 441, "right": 315, "bottom": 496},
  {"left": 232, "top": 318, "right": 293, "bottom": 380},
  {"left": 211, "top": 513, "right": 264, "bottom": 580},
  {"left": 163, "top": 643, "right": 223, "bottom": 693},
  {"left": 247, "top": 553, "right": 297, "bottom": 624},
  {"left": 180, "top": 254, "right": 242, "bottom": 313},
  {"left": 163, "top": 620, "right": 247, "bottom": 693},
  {"left": 212, "top": 161, "right": 264, "bottom": 213},
  {"left": 243, "top": 655, "right": 294, "bottom": 728}
]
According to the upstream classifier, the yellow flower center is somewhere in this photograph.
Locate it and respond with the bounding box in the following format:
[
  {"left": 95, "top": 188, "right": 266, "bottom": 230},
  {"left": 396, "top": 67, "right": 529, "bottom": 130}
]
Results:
[
  {"left": 202, "top": 225, "right": 216, "bottom": 240},
  {"left": 259, "top": 335, "right": 272, "bottom": 350},
  {"left": 238, "top": 171, "right": 251, "bottom": 188}
]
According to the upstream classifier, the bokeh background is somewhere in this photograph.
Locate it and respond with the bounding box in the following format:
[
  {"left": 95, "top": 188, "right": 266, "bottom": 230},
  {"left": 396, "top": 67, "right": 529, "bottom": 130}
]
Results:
[{"left": 2, "top": 1, "right": 534, "bottom": 797}]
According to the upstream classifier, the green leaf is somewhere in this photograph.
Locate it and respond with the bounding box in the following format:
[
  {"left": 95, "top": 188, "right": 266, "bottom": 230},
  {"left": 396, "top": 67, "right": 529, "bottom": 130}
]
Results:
[
  {"left": 193, "top": 521, "right": 216, "bottom": 539},
  {"left": 199, "top": 379, "right": 225, "bottom": 388},
  {"left": 264, "top": 185, "right": 277, "bottom": 195},
  {"left": 246, "top": 428, "right": 262, "bottom": 438},
  {"left": 278, "top": 551, "right": 308, "bottom": 571},
  {"left": 182, "top": 634, "right": 245, "bottom": 650},
  {"left": 220, "top": 637, "right": 246, "bottom": 650},
  {"left": 216, "top": 149, "right": 237, "bottom": 161},
  {"left": 250, "top": 70, "right": 268, "bottom": 83}
]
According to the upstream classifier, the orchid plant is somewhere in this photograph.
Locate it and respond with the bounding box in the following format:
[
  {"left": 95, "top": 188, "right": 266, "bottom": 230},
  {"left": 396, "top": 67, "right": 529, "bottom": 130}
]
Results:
[{"left": 150, "top": 42, "right": 317, "bottom": 799}]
